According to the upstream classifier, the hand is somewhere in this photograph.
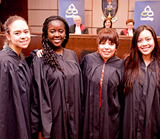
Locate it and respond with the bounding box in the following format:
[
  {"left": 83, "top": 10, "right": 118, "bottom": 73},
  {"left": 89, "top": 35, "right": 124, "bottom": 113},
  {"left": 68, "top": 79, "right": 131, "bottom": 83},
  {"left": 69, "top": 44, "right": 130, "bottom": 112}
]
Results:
[{"left": 36, "top": 49, "right": 43, "bottom": 57}]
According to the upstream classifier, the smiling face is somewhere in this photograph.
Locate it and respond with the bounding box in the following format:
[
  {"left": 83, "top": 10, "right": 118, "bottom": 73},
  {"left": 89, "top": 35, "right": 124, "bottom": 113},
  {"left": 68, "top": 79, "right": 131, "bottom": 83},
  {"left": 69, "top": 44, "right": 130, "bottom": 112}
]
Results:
[
  {"left": 137, "top": 29, "right": 155, "bottom": 59},
  {"left": 6, "top": 20, "right": 30, "bottom": 55},
  {"left": 47, "top": 20, "right": 66, "bottom": 48},
  {"left": 126, "top": 22, "right": 134, "bottom": 31},
  {"left": 105, "top": 20, "right": 111, "bottom": 28},
  {"left": 98, "top": 39, "right": 116, "bottom": 62}
]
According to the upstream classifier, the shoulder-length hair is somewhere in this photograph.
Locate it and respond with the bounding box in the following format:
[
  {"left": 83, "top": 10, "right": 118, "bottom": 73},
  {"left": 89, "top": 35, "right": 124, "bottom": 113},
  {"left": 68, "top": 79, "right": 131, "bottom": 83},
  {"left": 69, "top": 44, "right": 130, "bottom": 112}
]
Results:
[
  {"left": 103, "top": 18, "right": 112, "bottom": 28},
  {"left": 124, "top": 24, "right": 160, "bottom": 93}
]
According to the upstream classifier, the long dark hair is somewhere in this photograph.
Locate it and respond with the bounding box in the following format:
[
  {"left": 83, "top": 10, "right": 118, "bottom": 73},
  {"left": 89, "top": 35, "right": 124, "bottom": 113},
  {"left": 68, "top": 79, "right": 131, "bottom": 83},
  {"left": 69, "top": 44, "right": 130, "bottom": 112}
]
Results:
[
  {"left": 42, "top": 15, "right": 69, "bottom": 74},
  {"left": 124, "top": 24, "right": 160, "bottom": 93}
]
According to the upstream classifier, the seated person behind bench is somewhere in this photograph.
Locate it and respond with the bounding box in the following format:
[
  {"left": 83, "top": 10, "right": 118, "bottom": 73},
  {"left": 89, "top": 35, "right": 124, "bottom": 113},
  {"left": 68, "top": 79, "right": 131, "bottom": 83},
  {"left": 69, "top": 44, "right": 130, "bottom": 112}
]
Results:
[
  {"left": 97, "top": 17, "right": 113, "bottom": 34},
  {"left": 69, "top": 15, "right": 89, "bottom": 34},
  {"left": 120, "top": 19, "right": 135, "bottom": 36}
]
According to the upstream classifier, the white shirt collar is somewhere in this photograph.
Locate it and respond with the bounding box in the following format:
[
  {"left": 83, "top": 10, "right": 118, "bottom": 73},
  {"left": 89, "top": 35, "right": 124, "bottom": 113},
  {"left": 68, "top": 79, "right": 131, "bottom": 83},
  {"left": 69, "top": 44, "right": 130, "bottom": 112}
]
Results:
[
  {"left": 75, "top": 26, "right": 81, "bottom": 34},
  {"left": 128, "top": 29, "right": 133, "bottom": 36}
]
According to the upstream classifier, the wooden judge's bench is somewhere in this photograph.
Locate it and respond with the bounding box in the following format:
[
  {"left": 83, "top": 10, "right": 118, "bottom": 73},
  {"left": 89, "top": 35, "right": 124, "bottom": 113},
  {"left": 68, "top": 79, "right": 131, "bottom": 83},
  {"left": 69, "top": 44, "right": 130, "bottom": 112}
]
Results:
[{"left": 0, "top": 33, "right": 160, "bottom": 62}]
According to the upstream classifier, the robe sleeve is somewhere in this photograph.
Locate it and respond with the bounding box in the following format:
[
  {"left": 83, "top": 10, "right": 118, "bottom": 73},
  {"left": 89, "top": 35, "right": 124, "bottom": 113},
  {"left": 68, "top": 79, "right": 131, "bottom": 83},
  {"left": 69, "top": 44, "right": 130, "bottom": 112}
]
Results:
[
  {"left": 74, "top": 52, "right": 79, "bottom": 64},
  {"left": 0, "top": 60, "right": 12, "bottom": 138},
  {"left": 108, "top": 67, "right": 124, "bottom": 117},
  {"left": 0, "top": 60, "right": 31, "bottom": 139},
  {"left": 30, "top": 56, "right": 52, "bottom": 138},
  {"left": 83, "top": 27, "right": 89, "bottom": 34},
  {"left": 108, "top": 67, "right": 124, "bottom": 139},
  {"left": 80, "top": 57, "right": 87, "bottom": 117},
  {"left": 25, "top": 49, "right": 39, "bottom": 67}
]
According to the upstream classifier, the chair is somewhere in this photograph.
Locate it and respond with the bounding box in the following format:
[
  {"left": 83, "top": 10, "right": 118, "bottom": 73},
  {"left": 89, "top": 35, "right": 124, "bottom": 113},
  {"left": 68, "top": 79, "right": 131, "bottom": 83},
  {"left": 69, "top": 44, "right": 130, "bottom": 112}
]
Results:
[{"left": 80, "top": 50, "right": 95, "bottom": 61}]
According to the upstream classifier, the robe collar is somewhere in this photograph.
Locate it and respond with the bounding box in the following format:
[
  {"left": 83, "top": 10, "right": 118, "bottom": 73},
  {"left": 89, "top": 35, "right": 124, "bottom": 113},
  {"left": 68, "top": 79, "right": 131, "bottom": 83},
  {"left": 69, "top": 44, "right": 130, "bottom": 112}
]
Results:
[{"left": 2, "top": 43, "right": 25, "bottom": 60}]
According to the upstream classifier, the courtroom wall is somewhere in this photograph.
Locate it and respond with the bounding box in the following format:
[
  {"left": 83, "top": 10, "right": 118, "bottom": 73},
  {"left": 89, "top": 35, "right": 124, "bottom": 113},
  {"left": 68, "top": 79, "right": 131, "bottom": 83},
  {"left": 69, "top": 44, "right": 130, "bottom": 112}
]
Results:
[{"left": 28, "top": 0, "right": 154, "bottom": 34}]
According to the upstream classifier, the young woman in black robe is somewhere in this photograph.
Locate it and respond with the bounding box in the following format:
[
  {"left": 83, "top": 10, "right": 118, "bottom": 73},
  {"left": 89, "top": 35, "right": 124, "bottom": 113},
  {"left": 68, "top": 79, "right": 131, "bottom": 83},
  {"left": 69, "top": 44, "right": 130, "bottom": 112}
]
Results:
[
  {"left": 80, "top": 28, "right": 124, "bottom": 139},
  {"left": 123, "top": 25, "right": 160, "bottom": 139},
  {"left": 0, "top": 16, "right": 32, "bottom": 139},
  {"left": 30, "top": 16, "right": 83, "bottom": 139}
]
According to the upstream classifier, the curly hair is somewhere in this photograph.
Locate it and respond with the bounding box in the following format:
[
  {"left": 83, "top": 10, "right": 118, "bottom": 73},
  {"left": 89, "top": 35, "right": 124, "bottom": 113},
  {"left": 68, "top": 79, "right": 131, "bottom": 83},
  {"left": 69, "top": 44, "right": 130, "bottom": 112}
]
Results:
[{"left": 42, "top": 15, "right": 69, "bottom": 74}]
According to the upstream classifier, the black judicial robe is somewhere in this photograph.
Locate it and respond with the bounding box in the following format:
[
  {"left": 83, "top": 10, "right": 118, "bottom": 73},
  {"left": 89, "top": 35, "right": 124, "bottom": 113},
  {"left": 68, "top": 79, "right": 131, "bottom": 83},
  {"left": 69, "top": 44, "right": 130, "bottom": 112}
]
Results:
[
  {"left": 80, "top": 52, "right": 124, "bottom": 139},
  {"left": 31, "top": 48, "right": 83, "bottom": 139},
  {"left": 123, "top": 60, "right": 160, "bottom": 139},
  {"left": 0, "top": 49, "right": 31, "bottom": 139}
]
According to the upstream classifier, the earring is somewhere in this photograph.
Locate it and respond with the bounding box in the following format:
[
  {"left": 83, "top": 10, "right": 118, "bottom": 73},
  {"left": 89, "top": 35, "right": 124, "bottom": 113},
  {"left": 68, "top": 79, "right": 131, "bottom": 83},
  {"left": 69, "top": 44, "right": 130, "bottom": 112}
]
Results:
[{"left": 64, "top": 37, "right": 66, "bottom": 39}]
